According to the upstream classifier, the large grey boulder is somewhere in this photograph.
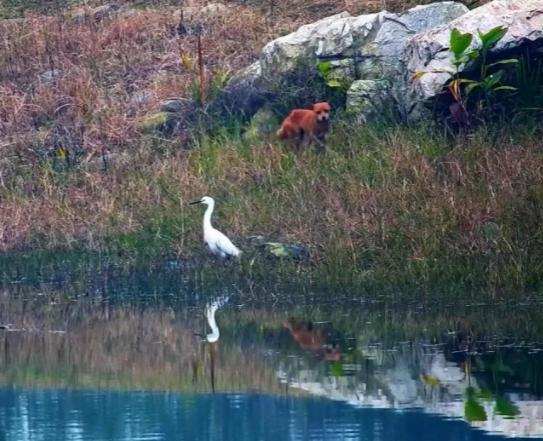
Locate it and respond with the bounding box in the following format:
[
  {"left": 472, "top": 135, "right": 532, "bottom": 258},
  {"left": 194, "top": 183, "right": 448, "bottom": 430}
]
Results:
[
  {"left": 217, "top": 61, "right": 271, "bottom": 117},
  {"left": 406, "top": 0, "right": 543, "bottom": 120},
  {"left": 219, "top": 0, "right": 543, "bottom": 125},
  {"left": 260, "top": 3, "right": 467, "bottom": 81}
]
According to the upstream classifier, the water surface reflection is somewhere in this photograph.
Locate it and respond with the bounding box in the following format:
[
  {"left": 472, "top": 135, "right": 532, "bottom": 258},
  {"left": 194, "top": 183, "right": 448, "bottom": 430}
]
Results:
[
  {"left": 1, "top": 389, "right": 535, "bottom": 441},
  {"left": 0, "top": 265, "right": 542, "bottom": 439}
]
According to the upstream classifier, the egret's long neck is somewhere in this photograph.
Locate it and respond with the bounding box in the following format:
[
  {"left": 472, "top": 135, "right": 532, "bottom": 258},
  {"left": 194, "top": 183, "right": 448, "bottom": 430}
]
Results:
[{"left": 203, "top": 201, "right": 214, "bottom": 232}]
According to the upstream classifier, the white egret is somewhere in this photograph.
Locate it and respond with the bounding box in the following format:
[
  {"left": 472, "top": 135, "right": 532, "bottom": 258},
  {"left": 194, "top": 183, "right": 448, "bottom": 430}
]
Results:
[{"left": 190, "top": 196, "right": 241, "bottom": 258}]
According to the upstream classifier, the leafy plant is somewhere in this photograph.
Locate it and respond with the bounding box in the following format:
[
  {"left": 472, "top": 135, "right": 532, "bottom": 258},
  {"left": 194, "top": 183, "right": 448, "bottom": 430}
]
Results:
[
  {"left": 466, "top": 27, "right": 518, "bottom": 111},
  {"left": 317, "top": 61, "right": 352, "bottom": 92},
  {"left": 416, "top": 26, "right": 518, "bottom": 128}
]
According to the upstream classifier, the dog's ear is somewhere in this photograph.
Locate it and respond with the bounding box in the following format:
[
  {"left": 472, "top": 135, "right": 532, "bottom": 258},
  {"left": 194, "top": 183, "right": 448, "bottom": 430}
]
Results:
[
  {"left": 319, "top": 102, "right": 331, "bottom": 112},
  {"left": 313, "top": 102, "right": 330, "bottom": 113}
]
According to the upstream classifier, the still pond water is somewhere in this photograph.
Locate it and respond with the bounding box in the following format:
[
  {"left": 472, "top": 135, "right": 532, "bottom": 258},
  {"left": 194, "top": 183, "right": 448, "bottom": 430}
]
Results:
[{"left": 0, "top": 259, "right": 542, "bottom": 440}]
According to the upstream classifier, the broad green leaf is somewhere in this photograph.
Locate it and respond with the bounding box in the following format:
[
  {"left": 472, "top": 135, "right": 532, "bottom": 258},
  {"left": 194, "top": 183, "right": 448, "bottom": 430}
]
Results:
[
  {"left": 457, "top": 78, "right": 477, "bottom": 84},
  {"left": 494, "top": 85, "right": 517, "bottom": 91},
  {"left": 467, "top": 50, "right": 480, "bottom": 60},
  {"left": 317, "top": 61, "right": 332, "bottom": 77},
  {"left": 487, "top": 58, "right": 519, "bottom": 69},
  {"left": 326, "top": 79, "right": 343, "bottom": 88},
  {"left": 465, "top": 82, "right": 481, "bottom": 95},
  {"left": 483, "top": 70, "right": 504, "bottom": 89},
  {"left": 478, "top": 26, "right": 507, "bottom": 50},
  {"left": 450, "top": 28, "right": 473, "bottom": 59}
]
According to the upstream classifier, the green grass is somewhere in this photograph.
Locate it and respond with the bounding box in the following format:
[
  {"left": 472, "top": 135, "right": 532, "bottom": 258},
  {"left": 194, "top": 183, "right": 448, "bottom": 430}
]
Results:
[{"left": 1, "top": 118, "right": 543, "bottom": 296}]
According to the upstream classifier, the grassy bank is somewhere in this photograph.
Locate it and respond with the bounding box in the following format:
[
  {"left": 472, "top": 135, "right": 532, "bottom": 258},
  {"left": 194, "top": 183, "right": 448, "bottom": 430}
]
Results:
[{"left": 1, "top": 121, "right": 543, "bottom": 294}]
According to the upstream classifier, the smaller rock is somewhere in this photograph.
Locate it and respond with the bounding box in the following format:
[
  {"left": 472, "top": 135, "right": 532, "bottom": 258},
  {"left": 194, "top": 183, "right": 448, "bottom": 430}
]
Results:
[
  {"left": 218, "top": 61, "right": 272, "bottom": 117},
  {"left": 346, "top": 79, "right": 391, "bottom": 123},
  {"left": 70, "top": 3, "right": 120, "bottom": 24},
  {"left": 82, "top": 152, "right": 131, "bottom": 172},
  {"left": 93, "top": 4, "right": 119, "bottom": 22},
  {"left": 140, "top": 111, "right": 179, "bottom": 134},
  {"left": 38, "top": 69, "right": 61, "bottom": 83},
  {"left": 160, "top": 97, "right": 192, "bottom": 113},
  {"left": 243, "top": 106, "right": 278, "bottom": 141},
  {"left": 201, "top": 3, "right": 228, "bottom": 18},
  {"left": 263, "top": 242, "right": 310, "bottom": 260}
]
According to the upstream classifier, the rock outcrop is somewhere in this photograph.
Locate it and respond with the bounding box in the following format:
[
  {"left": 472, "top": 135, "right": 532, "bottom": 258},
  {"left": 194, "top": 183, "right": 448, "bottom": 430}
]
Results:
[
  {"left": 221, "top": 2, "right": 468, "bottom": 122},
  {"left": 220, "top": 0, "right": 543, "bottom": 124}
]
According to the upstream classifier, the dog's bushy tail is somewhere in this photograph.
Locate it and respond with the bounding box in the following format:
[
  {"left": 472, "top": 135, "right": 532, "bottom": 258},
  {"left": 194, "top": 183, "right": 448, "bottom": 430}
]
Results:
[{"left": 277, "top": 121, "right": 294, "bottom": 139}]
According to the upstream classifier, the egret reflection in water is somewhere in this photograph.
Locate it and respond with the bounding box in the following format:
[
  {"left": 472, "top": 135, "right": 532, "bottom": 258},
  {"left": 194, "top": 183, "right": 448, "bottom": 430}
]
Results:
[
  {"left": 203, "top": 295, "right": 230, "bottom": 343},
  {"left": 193, "top": 295, "right": 230, "bottom": 393}
]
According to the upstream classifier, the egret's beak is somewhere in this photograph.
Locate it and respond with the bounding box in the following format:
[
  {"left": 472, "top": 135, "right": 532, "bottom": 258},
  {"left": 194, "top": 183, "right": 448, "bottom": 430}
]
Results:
[{"left": 189, "top": 200, "right": 202, "bottom": 205}]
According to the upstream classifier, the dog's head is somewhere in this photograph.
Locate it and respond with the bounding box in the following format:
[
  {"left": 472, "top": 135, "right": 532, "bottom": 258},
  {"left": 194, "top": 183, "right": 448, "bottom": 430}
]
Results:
[{"left": 313, "top": 102, "right": 330, "bottom": 122}]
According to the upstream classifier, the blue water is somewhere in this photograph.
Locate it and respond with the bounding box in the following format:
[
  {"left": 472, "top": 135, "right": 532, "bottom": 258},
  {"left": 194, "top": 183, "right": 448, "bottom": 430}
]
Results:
[{"left": 0, "top": 388, "right": 530, "bottom": 441}]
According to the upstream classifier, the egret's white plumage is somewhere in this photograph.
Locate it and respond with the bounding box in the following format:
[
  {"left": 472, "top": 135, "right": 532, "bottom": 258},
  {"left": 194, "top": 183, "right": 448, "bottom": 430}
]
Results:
[{"left": 190, "top": 196, "right": 241, "bottom": 258}]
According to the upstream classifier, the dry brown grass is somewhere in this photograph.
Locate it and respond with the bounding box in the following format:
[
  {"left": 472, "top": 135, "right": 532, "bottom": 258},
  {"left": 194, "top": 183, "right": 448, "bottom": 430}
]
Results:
[{"left": 0, "top": 1, "right": 300, "bottom": 161}]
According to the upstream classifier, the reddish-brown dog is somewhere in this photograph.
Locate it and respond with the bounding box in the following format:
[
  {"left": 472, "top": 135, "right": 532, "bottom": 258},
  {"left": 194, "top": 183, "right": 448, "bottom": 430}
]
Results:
[{"left": 277, "top": 102, "right": 330, "bottom": 151}]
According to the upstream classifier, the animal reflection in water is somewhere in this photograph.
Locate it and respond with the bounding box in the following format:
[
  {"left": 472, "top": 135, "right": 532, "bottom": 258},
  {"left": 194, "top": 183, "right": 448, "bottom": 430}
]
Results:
[
  {"left": 283, "top": 319, "right": 341, "bottom": 361},
  {"left": 194, "top": 295, "right": 230, "bottom": 392}
]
